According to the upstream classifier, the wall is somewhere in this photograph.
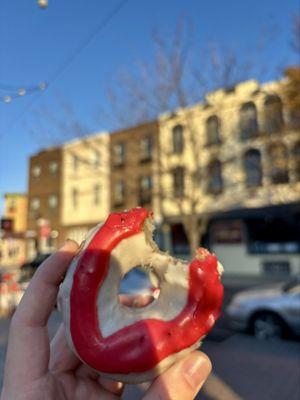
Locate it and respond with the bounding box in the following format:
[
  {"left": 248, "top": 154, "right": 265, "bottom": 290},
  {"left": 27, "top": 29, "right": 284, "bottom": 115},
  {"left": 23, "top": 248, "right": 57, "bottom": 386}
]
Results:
[
  {"left": 213, "top": 244, "right": 300, "bottom": 276},
  {"left": 62, "top": 133, "right": 110, "bottom": 229}
]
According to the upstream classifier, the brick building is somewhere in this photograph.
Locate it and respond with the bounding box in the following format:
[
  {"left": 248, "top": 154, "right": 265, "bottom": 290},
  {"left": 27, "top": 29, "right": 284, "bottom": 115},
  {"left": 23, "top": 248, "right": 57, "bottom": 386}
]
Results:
[
  {"left": 0, "top": 193, "right": 28, "bottom": 269},
  {"left": 110, "top": 121, "right": 159, "bottom": 213},
  {"left": 27, "top": 147, "right": 63, "bottom": 257}
]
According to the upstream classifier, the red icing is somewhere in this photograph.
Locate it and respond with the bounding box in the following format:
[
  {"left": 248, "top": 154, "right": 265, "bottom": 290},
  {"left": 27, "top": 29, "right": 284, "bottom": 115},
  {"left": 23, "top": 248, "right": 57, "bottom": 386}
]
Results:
[{"left": 70, "top": 207, "right": 223, "bottom": 374}]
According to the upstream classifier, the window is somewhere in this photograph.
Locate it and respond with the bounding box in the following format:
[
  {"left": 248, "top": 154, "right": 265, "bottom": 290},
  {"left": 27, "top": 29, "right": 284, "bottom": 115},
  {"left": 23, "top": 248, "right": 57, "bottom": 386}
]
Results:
[
  {"left": 30, "top": 197, "right": 40, "bottom": 210},
  {"left": 140, "top": 135, "right": 153, "bottom": 162},
  {"left": 8, "top": 199, "right": 16, "bottom": 212},
  {"left": 268, "top": 143, "right": 289, "bottom": 184},
  {"left": 287, "top": 109, "right": 300, "bottom": 129},
  {"left": 264, "top": 95, "right": 284, "bottom": 133},
  {"left": 114, "top": 181, "right": 125, "bottom": 205},
  {"left": 247, "top": 216, "right": 300, "bottom": 254},
  {"left": 239, "top": 102, "right": 259, "bottom": 140},
  {"left": 72, "top": 155, "right": 79, "bottom": 172},
  {"left": 32, "top": 165, "right": 41, "bottom": 177},
  {"left": 206, "top": 115, "right": 221, "bottom": 145},
  {"left": 139, "top": 175, "right": 152, "bottom": 205},
  {"left": 113, "top": 143, "right": 125, "bottom": 167},
  {"left": 92, "top": 150, "right": 101, "bottom": 169},
  {"left": 93, "top": 184, "right": 101, "bottom": 205},
  {"left": 171, "top": 224, "right": 189, "bottom": 255},
  {"left": 49, "top": 161, "right": 58, "bottom": 174},
  {"left": 72, "top": 188, "right": 78, "bottom": 208},
  {"left": 48, "top": 194, "right": 58, "bottom": 209},
  {"left": 244, "top": 149, "right": 262, "bottom": 187},
  {"left": 172, "top": 167, "right": 185, "bottom": 197},
  {"left": 207, "top": 159, "right": 223, "bottom": 194},
  {"left": 172, "top": 125, "right": 184, "bottom": 154},
  {"left": 293, "top": 141, "right": 300, "bottom": 181}
]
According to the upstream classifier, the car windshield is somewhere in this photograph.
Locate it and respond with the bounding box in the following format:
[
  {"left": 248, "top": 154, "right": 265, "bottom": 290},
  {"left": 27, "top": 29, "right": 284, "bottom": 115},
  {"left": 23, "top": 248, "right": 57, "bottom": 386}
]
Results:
[{"left": 282, "top": 276, "right": 300, "bottom": 294}]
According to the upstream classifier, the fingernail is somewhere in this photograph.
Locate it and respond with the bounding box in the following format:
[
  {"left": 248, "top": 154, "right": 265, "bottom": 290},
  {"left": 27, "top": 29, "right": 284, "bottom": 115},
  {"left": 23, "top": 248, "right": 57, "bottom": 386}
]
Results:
[{"left": 182, "top": 354, "right": 211, "bottom": 390}]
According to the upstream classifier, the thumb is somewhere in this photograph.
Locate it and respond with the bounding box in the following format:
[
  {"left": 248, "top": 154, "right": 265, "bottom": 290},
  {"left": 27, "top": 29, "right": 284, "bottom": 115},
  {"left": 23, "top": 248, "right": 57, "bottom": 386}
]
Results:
[{"left": 143, "top": 351, "right": 211, "bottom": 400}]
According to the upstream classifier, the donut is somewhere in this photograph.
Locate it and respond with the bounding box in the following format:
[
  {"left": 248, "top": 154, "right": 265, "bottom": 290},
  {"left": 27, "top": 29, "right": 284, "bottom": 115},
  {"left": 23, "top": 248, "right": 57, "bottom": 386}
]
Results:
[{"left": 58, "top": 207, "right": 224, "bottom": 383}]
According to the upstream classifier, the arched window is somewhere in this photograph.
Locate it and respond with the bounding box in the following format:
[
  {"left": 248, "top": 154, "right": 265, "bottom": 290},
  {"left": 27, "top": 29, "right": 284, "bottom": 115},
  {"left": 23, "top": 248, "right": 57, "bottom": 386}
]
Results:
[
  {"left": 206, "top": 115, "right": 221, "bottom": 145},
  {"left": 264, "top": 95, "right": 284, "bottom": 133},
  {"left": 293, "top": 141, "right": 300, "bottom": 181},
  {"left": 172, "top": 125, "right": 184, "bottom": 154},
  {"left": 268, "top": 143, "right": 289, "bottom": 184},
  {"left": 244, "top": 149, "right": 262, "bottom": 187},
  {"left": 239, "top": 102, "right": 259, "bottom": 140},
  {"left": 207, "top": 159, "right": 223, "bottom": 194}
]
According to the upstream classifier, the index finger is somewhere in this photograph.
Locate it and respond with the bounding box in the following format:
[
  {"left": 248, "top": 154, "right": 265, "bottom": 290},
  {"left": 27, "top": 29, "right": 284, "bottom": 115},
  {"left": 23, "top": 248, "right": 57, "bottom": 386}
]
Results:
[
  {"left": 13, "top": 240, "right": 78, "bottom": 327},
  {"left": 3, "top": 241, "right": 78, "bottom": 387}
]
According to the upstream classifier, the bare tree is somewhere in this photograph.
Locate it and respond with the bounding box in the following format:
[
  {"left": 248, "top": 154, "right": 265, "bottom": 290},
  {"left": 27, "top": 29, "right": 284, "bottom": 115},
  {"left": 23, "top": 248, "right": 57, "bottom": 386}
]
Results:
[
  {"left": 105, "top": 18, "right": 283, "bottom": 253},
  {"left": 27, "top": 17, "right": 294, "bottom": 255}
]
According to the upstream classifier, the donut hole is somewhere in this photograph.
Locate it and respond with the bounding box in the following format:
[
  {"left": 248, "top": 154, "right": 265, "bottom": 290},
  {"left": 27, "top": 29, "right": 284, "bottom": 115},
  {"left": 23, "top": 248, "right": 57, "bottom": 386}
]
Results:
[{"left": 118, "top": 267, "right": 160, "bottom": 308}]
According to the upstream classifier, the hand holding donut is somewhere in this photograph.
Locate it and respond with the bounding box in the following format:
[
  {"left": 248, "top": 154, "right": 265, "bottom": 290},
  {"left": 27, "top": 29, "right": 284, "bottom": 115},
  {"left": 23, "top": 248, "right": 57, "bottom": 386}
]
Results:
[{"left": 1, "top": 240, "right": 212, "bottom": 400}]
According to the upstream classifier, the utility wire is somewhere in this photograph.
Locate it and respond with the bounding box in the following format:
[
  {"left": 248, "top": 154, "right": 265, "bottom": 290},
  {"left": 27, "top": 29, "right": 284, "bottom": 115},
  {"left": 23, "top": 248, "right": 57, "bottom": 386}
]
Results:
[{"left": 5, "top": 0, "right": 130, "bottom": 133}]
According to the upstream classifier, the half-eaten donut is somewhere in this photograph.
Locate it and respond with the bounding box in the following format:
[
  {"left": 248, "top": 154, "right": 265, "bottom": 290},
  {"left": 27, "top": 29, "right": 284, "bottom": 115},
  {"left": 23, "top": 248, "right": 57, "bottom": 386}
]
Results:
[{"left": 58, "top": 207, "right": 224, "bottom": 383}]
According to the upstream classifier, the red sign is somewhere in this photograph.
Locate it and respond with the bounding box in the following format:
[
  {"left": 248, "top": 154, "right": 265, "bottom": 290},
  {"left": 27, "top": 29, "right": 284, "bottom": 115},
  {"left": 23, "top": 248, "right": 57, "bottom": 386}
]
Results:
[
  {"left": 39, "top": 224, "right": 51, "bottom": 238},
  {"left": 212, "top": 220, "right": 244, "bottom": 244}
]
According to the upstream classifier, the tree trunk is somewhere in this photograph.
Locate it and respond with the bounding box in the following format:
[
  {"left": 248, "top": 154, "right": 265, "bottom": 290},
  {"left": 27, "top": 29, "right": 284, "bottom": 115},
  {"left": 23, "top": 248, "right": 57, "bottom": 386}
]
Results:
[{"left": 184, "top": 215, "right": 210, "bottom": 256}]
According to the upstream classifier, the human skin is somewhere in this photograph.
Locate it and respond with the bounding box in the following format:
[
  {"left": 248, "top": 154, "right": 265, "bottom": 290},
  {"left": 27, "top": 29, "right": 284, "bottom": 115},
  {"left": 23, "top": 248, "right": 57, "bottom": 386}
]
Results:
[{"left": 0, "top": 240, "right": 212, "bottom": 400}]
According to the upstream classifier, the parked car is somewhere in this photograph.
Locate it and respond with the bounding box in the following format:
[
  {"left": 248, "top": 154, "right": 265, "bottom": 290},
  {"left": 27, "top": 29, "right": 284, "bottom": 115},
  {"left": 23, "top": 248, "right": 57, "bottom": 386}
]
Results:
[{"left": 226, "top": 276, "right": 300, "bottom": 339}]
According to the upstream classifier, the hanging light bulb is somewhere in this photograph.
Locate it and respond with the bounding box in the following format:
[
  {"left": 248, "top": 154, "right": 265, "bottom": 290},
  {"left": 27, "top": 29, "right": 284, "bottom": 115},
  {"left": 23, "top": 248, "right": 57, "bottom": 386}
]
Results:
[
  {"left": 39, "top": 82, "right": 47, "bottom": 90},
  {"left": 38, "top": 0, "right": 48, "bottom": 9},
  {"left": 3, "top": 96, "right": 12, "bottom": 103},
  {"left": 18, "top": 88, "right": 26, "bottom": 96}
]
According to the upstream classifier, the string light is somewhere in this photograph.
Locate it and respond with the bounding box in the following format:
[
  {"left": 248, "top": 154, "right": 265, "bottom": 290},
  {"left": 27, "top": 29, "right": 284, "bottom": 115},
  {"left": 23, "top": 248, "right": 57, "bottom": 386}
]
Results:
[
  {"left": 18, "top": 88, "right": 26, "bottom": 96},
  {"left": 38, "top": 0, "right": 48, "bottom": 9},
  {"left": 3, "top": 96, "right": 12, "bottom": 104},
  {"left": 1, "top": 82, "right": 47, "bottom": 104}
]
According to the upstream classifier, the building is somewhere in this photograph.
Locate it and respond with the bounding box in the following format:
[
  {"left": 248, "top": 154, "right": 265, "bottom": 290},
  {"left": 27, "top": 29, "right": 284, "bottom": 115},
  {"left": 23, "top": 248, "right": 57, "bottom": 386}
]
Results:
[
  {"left": 61, "top": 132, "right": 110, "bottom": 244},
  {"left": 22, "top": 77, "right": 299, "bottom": 278},
  {"left": 0, "top": 193, "right": 28, "bottom": 270},
  {"left": 109, "top": 121, "right": 160, "bottom": 215},
  {"left": 27, "top": 147, "right": 63, "bottom": 258},
  {"left": 158, "top": 79, "right": 300, "bottom": 277}
]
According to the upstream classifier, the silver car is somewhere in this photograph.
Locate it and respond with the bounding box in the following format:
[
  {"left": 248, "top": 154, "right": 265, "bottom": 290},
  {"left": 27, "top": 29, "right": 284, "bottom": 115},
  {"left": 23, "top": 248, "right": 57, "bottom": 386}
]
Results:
[{"left": 226, "top": 276, "right": 300, "bottom": 339}]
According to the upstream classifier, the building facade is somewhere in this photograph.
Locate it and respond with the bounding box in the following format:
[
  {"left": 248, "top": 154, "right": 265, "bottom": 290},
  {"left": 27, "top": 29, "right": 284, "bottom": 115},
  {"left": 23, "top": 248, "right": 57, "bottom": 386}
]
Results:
[
  {"left": 21, "top": 77, "right": 300, "bottom": 278},
  {"left": 158, "top": 79, "right": 300, "bottom": 276},
  {"left": 109, "top": 121, "right": 160, "bottom": 215},
  {"left": 61, "top": 132, "right": 110, "bottom": 244},
  {"left": 27, "top": 147, "right": 63, "bottom": 257},
  {"left": 0, "top": 193, "right": 28, "bottom": 269}
]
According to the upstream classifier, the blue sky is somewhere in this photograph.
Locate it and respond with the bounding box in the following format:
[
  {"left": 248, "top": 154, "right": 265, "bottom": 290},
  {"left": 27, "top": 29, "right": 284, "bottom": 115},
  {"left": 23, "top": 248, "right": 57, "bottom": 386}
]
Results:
[{"left": 0, "top": 0, "right": 298, "bottom": 213}]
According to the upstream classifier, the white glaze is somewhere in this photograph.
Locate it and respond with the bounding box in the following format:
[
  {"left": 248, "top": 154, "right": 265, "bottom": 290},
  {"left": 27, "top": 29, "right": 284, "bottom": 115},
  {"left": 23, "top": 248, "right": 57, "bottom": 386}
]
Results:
[{"left": 58, "top": 217, "right": 223, "bottom": 383}]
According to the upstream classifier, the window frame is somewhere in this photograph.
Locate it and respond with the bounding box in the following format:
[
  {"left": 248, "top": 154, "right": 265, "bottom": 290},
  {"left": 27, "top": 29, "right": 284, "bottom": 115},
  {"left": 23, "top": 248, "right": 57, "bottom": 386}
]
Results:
[
  {"left": 140, "top": 135, "right": 153, "bottom": 162},
  {"left": 113, "top": 142, "right": 126, "bottom": 167},
  {"left": 172, "top": 166, "right": 185, "bottom": 198},
  {"left": 243, "top": 148, "right": 263, "bottom": 188},
  {"left": 206, "top": 115, "right": 221, "bottom": 146},
  {"left": 172, "top": 125, "right": 184, "bottom": 154},
  {"left": 239, "top": 102, "right": 259, "bottom": 141}
]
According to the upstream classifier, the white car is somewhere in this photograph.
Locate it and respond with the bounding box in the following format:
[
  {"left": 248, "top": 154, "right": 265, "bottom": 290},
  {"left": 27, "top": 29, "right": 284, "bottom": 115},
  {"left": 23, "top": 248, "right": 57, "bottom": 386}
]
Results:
[{"left": 226, "top": 276, "right": 300, "bottom": 339}]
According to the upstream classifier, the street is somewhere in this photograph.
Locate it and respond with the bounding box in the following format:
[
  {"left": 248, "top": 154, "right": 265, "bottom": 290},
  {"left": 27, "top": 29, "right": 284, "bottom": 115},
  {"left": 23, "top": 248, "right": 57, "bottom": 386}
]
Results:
[{"left": 0, "top": 310, "right": 299, "bottom": 400}]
